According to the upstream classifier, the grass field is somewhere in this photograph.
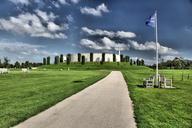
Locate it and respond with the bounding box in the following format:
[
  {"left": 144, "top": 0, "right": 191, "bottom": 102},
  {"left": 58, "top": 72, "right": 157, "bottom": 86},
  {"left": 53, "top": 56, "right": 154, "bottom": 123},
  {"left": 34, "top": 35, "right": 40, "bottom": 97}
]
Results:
[
  {"left": 1, "top": 62, "right": 192, "bottom": 128},
  {"left": 0, "top": 70, "right": 109, "bottom": 128},
  {"left": 123, "top": 68, "right": 192, "bottom": 128},
  {"left": 40, "top": 62, "right": 137, "bottom": 70}
]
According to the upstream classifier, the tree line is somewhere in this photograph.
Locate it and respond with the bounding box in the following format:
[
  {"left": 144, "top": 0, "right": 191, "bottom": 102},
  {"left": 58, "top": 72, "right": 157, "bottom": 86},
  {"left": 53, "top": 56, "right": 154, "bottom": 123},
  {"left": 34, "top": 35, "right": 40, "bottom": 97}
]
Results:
[
  {"left": 150, "top": 57, "right": 192, "bottom": 69},
  {"left": 0, "top": 57, "right": 42, "bottom": 68}
]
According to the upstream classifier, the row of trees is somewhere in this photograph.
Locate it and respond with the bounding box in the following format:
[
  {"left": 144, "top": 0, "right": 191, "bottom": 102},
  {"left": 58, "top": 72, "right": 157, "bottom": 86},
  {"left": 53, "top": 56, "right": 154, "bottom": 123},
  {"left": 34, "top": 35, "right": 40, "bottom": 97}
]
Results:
[
  {"left": 0, "top": 57, "right": 42, "bottom": 68},
  {"left": 42, "top": 53, "right": 145, "bottom": 66},
  {"left": 152, "top": 57, "right": 192, "bottom": 69},
  {"left": 130, "top": 59, "right": 145, "bottom": 66}
]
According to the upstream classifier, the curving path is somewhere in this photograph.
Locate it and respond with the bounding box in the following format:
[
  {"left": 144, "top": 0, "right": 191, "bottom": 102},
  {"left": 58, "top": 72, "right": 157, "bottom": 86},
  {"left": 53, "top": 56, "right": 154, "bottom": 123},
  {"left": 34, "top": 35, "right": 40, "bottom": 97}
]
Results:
[{"left": 14, "top": 71, "right": 136, "bottom": 128}]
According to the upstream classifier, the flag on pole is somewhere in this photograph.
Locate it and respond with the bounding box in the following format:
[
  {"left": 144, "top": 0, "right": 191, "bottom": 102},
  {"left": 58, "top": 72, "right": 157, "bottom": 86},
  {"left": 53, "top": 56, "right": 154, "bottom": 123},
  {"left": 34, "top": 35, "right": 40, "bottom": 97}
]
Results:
[
  {"left": 146, "top": 11, "right": 159, "bottom": 87},
  {"left": 146, "top": 12, "right": 157, "bottom": 28}
]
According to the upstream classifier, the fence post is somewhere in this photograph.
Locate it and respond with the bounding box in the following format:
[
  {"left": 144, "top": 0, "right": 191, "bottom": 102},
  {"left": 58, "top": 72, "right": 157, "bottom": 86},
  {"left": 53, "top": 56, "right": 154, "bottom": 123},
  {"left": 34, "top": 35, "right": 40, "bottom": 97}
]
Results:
[
  {"left": 182, "top": 73, "right": 184, "bottom": 81},
  {"left": 172, "top": 75, "right": 174, "bottom": 82}
]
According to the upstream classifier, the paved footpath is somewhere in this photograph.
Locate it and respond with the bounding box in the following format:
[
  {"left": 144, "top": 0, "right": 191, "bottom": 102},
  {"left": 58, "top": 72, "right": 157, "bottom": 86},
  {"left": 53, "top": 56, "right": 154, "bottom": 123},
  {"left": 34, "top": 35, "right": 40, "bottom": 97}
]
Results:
[{"left": 14, "top": 71, "right": 137, "bottom": 128}]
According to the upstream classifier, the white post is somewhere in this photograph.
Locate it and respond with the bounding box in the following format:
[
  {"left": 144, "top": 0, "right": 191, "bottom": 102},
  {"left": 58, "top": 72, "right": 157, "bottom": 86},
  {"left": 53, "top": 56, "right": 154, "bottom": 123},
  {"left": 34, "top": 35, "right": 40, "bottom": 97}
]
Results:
[
  {"left": 155, "top": 10, "right": 159, "bottom": 87},
  {"left": 118, "top": 47, "right": 121, "bottom": 62}
]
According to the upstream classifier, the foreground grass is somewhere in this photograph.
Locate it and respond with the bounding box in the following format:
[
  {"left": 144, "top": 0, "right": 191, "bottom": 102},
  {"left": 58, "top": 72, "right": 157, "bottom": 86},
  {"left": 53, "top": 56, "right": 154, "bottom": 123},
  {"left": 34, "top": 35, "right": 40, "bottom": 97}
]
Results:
[
  {"left": 0, "top": 70, "right": 109, "bottom": 128},
  {"left": 122, "top": 68, "right": 192, "bottom": 128}
]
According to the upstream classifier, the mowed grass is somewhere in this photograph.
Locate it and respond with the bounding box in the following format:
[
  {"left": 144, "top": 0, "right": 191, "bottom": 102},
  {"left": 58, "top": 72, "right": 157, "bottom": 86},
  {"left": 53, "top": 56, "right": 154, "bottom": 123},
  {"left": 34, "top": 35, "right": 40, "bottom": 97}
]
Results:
[
  {"left": 122, "top": 68, "right": 192, "bottom": 128},
  {"left": 0, "top": 70, "right": 109, "bottom": 128},
  {"left": 40, "top": 62, "right": 134, "bottom": 70}
]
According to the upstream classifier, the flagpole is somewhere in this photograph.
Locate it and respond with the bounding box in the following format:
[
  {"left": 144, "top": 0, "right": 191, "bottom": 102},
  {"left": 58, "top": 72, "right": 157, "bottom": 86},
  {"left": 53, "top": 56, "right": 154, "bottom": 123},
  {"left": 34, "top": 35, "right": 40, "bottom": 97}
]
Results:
[
  {"left": 118, "top": 47, "right": 121, "bottom": 62},
  {"left": 155, "top": 10, "right": 159, "bottom": 87}
]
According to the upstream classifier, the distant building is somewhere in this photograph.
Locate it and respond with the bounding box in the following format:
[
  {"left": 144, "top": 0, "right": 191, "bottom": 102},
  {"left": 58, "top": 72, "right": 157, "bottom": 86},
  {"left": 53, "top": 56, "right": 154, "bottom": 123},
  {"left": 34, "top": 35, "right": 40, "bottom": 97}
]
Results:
[{"left": 63, "top": 53, "right": 121, "bottom": 62}]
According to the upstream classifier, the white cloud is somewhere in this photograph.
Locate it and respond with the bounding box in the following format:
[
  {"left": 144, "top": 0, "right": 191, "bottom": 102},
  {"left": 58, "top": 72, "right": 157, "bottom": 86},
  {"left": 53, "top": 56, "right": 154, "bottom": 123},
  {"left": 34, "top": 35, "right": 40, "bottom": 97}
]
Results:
[
  {"left": 80, "top": 39, "right": 103, "bottom": 50},
  {"left": 82, "top": 27, "right": 136, "bottom": 39},
  {"left": 80, "top": 37, "right": 129, "bottom": 51},
  {"left": 184, "top": 26, "right": 192, "bottom": 34},
  {"left": 101, "top": 37, "right": 130, "bottom": 50},
  {"left": 129, "top": 40, "right": 179, "bottom": 55},
  {"left": 35, "top": 10, "right": 57, "bottom": 22},
  {"left": 116, "top": 31, "right": 136, "bottom": 38},
  {"left": 9, "top": 0, "right": 80, "bottom": 7},
  {"left": 70, "top": 0, "right": 80, "bottom": 4},
  {"left": 0, "top": 40, "right": 55, "bottom": 57},
  {"left": 162, "top": 55, "right": 177, "bottom": 61},
  {"left": 0, "top": 11, "right": 68, "bottom": 39},
  {"left": 82, "top": 27, "right": 115, "bottom": 37},
  {"left": 47, "top": 22, "right": 62, "bottom": 32},
  {"left": 9, "top": 0, "right": 30, "bottom": 5},
  {"left": 58, "top": 0, "right": 68, "bottom": 5},
  {"left": 66, "top": 14, "right": 74, "bottom": 22},
  {"left": 80, "top": 3, "right": 109, "bottom": 17},
  {"left": 0, "top": 40, "right": 60, "bottom": 63},
  {"left": 58, "top": 0, "right": 80, "bottom": 5}
]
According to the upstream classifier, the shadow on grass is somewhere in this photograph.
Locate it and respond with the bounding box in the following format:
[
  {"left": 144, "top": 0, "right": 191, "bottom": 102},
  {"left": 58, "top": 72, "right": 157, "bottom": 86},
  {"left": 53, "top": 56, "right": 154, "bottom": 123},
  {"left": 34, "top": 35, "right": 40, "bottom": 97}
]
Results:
[
  {"left": 137, "top": 84, "right": 179, "bottom": 90},
  {"left": 73, "top": 80, "right": 84, "bottom": 83},
  {"left": 137, "top": 85, "right": 145, "bottom": 88}
]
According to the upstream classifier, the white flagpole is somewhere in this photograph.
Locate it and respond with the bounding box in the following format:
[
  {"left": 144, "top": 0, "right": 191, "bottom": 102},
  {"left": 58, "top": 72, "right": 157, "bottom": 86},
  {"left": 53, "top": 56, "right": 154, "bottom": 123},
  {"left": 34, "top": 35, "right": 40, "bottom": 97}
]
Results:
[
  {"left": 155, "top": 10, "right": 159, "bottom": 87},
  {"left": 118, "top": 47, "right": 121, "bottom": 62}
]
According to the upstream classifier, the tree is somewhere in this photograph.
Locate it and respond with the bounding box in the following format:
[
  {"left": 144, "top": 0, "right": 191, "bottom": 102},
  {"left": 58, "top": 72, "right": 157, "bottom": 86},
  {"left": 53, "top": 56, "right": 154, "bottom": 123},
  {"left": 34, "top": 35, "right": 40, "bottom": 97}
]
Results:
[
  {"left": 120, "top": 54, "right": 124, "bottom": 62},
  {"left": 25, "top": 61, "right": 30, "bottom": 68},
  {"left": 43, "top": 58, "right": 47, "bottom": 65},
  {"left": 0, "top": 59, "right": 2, "bottom": 68},
  {"left": 113, "top": 54, "right": 116, "bottom": 62},
  {"left": 47, "top": 56, "right": 50, "bottom": 65},
  {"left": 54, "top": 56, "right": 60, "bottom": 64},
  {"left": 141, "top": 59, "right": 145, "bottom": 66},
  {"left": 90, "top": 53, "right": 93, "bottom": 62},
  {"left": 130, "top": 59, "right": 133, "bottom": 65},
  {"left": 67, "top": 54, "right": 71, "bottom": 65},
  {"left": 167, "top": 60, "right": 172, "bottom": 69},
  {"left": 60, "top": 54, "right": 64, "bottom": 63},
  {"left": 78, "top": 53, "right": 81, "bottom": 62},
  {"left": 127, "top": 56, "right": 130, "bottom": 62},
  {"left": 81, "top": 55, "right": 85, "bottom": 65},
  {"left": 102, "top": 53, "right": 105, "bottom": 63},
  {"left": 136, "top": 59, "right": 140, "bottom": 66},
  {"left": 15, "top": 61, "right": 20, "bottom": 68},
  {"left": 21, "top": 63, "right": 25, "bottom": 68},
  {"left": 3, "top": 57, "right": 10, "bottom": 68}
]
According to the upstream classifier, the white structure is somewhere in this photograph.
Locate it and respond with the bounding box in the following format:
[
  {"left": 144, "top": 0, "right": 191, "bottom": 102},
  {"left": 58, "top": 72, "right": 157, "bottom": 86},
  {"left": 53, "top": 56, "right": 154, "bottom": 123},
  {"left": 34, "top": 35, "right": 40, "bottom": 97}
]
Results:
[
  {"left": 63, "top": 53, "right": 121, "bottom": 62},
  {"left": 0, "top": 68, "right": 8, "bottom": 74},
  {"left": 22, "top": 68, "right": 30, "bottom": 73}
]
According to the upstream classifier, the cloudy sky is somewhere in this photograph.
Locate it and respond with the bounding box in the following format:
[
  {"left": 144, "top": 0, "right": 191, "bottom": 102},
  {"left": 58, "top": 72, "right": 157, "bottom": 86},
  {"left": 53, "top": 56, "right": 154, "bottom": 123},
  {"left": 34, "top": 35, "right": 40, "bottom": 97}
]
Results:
[{"left": 0, "top": 0, "right": 192, "bottom": 64}]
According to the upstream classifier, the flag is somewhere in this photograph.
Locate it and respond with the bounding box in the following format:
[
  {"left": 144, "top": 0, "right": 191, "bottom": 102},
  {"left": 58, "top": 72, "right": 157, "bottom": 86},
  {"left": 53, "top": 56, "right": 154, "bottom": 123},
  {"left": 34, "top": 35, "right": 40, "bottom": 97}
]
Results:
[{"left": 146, "top": 11, "right": 157, "bottom": 28}]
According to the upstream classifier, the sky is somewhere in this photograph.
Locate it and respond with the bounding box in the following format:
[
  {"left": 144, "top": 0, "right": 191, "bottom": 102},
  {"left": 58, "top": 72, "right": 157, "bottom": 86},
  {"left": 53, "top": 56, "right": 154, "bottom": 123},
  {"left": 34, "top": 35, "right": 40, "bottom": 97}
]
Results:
[{"left": 0, "top": 0, "right": 192, "bottom": 64}]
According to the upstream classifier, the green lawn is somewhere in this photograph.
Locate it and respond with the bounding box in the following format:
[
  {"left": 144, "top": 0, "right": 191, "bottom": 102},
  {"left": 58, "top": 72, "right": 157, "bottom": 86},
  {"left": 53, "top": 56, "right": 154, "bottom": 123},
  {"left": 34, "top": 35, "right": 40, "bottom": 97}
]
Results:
[
  {"left": 1, "top": 62, "right": 192, "bottom": 128},
  {"left": 40, "top": 62, "right": 135, "bottom": 70},
  {"left": 122, "top": 68, "right": 192, "bottom": 128},
  {"left": 0, "top": 70, "right": 109, "bottom": 128}
]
